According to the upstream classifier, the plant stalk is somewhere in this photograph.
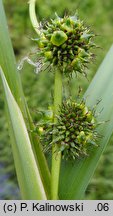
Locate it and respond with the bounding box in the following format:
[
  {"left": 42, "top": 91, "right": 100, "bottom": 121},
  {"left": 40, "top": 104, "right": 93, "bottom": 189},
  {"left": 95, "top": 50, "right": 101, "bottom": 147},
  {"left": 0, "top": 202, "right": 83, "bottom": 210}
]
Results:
[
  {"left": 29, "top": 0, "right": 41, "bottom": 37},
  {"left": 51, "top": 69, "right": 62, "bottom": 200}
]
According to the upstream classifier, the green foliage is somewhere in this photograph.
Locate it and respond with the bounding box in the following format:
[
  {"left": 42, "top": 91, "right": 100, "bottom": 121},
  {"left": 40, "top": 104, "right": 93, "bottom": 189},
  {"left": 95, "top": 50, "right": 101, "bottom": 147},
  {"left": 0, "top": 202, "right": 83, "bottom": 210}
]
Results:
[
  {"left": 0, "top": 0, "right": 50, "bottom": 199},
  {"left": 86, "top": 140, "right": 113, "bottom": 200},
  {"left": 0, "top": 66, "right": 47, "bottom": 199},
  {"left": 0, "top": 0, "right": 113, "bottom": 199},
  {"left": 59, "top": 45, "right": 113, "bottom": 199}
]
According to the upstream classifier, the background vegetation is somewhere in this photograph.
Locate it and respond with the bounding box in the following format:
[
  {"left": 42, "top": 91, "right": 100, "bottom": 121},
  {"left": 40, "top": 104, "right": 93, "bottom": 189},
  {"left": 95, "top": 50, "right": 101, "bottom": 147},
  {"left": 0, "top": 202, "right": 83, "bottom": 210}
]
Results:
[{"left": 0, "top": 0, "right": 113, "bottom": 199}]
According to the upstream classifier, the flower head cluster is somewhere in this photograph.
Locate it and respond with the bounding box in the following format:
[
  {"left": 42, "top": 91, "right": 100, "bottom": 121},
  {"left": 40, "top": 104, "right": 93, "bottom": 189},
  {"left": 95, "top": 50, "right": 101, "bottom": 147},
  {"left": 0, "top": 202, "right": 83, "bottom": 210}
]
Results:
[
  {"left": 37, "top": 13, "right": 95, "bottom": 76},
  {"left": 38, "top": 100, "right": 98, "bottom": 160}
]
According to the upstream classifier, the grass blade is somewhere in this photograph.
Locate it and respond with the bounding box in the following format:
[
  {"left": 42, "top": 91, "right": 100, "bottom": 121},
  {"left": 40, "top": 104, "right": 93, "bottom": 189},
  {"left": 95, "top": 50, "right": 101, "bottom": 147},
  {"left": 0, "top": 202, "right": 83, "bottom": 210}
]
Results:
[
  {"left": 0, "top": 0, "right": 26, "bottom": 113},
  {"left": 0, "top": 0, "right": 50, "bottom": 198},
  {"left": 0, "top": 66, "right": 47, "bottom": 199},
  {"left": 59, "top": 45, "right": 113, "bottom": 199}
]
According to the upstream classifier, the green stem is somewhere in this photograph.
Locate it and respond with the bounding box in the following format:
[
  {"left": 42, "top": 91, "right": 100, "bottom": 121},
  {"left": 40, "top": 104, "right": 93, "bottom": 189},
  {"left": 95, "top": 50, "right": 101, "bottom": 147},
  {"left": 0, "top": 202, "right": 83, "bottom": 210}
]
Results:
[
  {"left": 51, "top": 69, "right": 62, "bottom": 200},
  {"left": 29, "top": 0, "right": 41, "bottom": 36}
]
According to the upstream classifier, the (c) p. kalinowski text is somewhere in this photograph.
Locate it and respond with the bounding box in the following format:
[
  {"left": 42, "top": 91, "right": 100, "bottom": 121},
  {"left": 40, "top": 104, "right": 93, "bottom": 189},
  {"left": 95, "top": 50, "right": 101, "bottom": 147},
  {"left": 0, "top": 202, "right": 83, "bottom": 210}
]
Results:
[{"left": 32, "top": 202, "right": 84, "bottom": 212}]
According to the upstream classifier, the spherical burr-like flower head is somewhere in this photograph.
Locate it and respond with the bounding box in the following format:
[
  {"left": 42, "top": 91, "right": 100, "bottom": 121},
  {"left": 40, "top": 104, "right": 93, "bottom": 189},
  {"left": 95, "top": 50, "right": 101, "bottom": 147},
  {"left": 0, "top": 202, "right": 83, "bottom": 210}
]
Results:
[
  {"left": 53, "top": 100, "right": 98, "bottom": 160},
  {"left": 39, "top": 100, "right": 98, "bottom": 160},
  {"left": 38, "top": 13, "right": 95, "bottom": 76}
]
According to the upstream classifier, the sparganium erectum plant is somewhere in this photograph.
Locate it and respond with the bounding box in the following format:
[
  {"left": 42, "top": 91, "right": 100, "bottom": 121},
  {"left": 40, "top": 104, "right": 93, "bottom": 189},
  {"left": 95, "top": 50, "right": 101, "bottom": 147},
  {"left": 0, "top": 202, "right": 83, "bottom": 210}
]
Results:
[
  {"left": 1, "top": 0, "right": 113, "bottom": 200},
  {"left": 28, "top": 0, "right": 100, "bottom": 199}
]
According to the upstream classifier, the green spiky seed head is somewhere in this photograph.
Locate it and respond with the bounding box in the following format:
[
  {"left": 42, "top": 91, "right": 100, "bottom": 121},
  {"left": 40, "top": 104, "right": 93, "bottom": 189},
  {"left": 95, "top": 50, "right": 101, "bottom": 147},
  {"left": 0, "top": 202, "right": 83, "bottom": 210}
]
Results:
[
  {"left": 39, "top": 100, "right": 98, "bottom": 160},
  {"left": 38, "top": 13, "right": 95, "bottom": 76}
]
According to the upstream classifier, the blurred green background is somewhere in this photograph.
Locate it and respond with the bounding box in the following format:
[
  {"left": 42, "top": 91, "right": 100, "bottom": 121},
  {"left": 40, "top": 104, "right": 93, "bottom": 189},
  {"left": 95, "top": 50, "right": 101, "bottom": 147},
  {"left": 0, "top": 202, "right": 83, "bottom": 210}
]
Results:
[{"left": 0, "top": 0, "right": 113, "bottom": 199}]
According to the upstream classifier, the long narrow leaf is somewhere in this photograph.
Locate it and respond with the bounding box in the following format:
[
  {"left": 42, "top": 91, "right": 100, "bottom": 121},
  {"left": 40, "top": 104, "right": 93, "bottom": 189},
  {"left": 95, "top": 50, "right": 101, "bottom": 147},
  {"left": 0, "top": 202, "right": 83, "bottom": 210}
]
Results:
[
  {"left": 0, "top": 66, "right": 47, "bottom": 200},
  {"left": 0, "top": 0, "right": 26, "bottom": 112},
  {"left": 59, "top": 45, "right": 113, "bottom": 199},
  {"left": 0, "top": 0, "right": 50, "bottom": 198}
]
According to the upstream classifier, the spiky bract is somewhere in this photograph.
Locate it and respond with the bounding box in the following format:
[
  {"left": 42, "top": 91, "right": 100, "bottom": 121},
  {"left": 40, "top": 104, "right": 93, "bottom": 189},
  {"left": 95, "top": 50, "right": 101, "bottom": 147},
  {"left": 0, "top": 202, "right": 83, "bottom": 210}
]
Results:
[
  {"left": 38, "top": 100, "right": 98, "bottom": 160},
  {"left": 38, "top": 13, "right": 95, "bottom": 76}
]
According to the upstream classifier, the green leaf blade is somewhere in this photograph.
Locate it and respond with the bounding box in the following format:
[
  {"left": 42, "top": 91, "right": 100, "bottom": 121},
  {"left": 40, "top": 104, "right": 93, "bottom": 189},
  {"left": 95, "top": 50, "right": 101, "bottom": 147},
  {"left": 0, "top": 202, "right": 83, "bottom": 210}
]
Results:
[
  {"left": 0, "top": 66, "right": 47, "bottom": 200},
  {"left": 59, "top": 45, "right": 113, "bottom": 200},
  {"left": 0, "top": 0, "right": 50, "bottom": 199}
]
